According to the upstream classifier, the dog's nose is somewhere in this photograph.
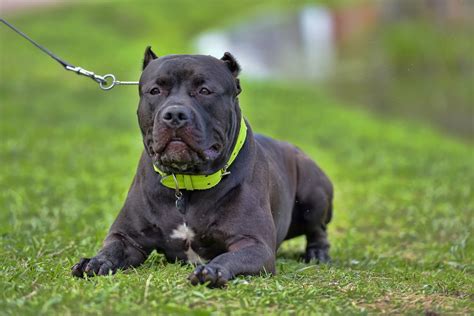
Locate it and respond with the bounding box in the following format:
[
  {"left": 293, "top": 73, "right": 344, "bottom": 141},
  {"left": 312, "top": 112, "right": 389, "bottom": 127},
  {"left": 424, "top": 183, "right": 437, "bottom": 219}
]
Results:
[{"left": 161, "top": 106, "right": 191, "bottom": 128}]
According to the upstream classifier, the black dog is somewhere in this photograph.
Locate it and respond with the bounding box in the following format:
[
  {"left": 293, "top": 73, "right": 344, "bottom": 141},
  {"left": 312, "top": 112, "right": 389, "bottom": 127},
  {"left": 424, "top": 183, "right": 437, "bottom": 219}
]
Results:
[{"left": 72, "top": 47, "right": 333, "bottom": 287}]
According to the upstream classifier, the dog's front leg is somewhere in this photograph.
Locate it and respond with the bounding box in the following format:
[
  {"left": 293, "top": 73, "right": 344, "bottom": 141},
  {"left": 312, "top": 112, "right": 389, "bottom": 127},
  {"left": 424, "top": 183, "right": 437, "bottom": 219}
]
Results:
[
  {"left": 189, "top": 236, "right": 275, "bottom": 287},
  {"left": 71, "top": 233, "right": 147, "bottom": 278}
]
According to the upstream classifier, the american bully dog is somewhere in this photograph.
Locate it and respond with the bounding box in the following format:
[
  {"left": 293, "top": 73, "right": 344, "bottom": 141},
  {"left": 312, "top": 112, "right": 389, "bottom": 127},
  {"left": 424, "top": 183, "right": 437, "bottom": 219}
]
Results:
[{"left": 72, "top": 47, "right": 333, "bottom": 287}]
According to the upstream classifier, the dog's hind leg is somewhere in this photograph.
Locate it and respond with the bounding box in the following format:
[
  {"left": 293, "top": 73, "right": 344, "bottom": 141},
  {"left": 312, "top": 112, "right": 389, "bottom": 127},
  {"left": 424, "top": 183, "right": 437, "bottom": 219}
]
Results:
[
  {"left": 296, "top": 187, "right": 332, "bottom": 263},
  {"left": 293, "top": 153, "right": 333, "bottom": 263},
  {"left": 304, "top": 218, "right": 331, "bottom": 263}
]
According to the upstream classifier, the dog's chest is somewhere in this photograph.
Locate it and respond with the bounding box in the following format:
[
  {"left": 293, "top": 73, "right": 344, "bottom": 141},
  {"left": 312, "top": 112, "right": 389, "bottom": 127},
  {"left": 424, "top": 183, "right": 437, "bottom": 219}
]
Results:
[
  {"left": 169, "top": 222, "right": 204, "bottom": 264},
  {"left": 160, "top": 216, "right": 226, "bottom": 264}
]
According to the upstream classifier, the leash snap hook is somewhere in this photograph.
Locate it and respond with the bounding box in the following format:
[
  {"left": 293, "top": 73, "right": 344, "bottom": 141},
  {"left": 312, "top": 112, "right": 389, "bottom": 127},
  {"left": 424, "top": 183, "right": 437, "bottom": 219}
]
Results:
[{"left": 65, "top": 65, "right": 106, "bottom": 84}]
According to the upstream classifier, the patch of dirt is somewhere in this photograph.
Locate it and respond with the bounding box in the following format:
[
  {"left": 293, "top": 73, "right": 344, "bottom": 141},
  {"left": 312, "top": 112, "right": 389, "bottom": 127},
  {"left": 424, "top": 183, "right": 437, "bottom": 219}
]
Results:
[{"left": 357, "top": 293, "right": 471, "bottom": 314}]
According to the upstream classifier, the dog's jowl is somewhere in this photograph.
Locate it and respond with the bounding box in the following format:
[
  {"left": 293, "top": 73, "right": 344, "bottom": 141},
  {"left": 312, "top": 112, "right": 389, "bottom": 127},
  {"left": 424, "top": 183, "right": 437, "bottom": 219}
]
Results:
[{"left": 72, "top": 47, "right": 333, "bottom": 287}]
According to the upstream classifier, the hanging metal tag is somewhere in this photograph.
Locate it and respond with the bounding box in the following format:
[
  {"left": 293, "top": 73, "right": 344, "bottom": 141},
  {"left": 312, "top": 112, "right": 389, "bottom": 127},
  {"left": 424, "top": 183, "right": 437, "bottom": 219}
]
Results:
[
  {"left": 171, "top": 174, "right": 186, "bottom": 214},
  {"left": 175, "top": 192, "right": 186, "bottom": 214}
]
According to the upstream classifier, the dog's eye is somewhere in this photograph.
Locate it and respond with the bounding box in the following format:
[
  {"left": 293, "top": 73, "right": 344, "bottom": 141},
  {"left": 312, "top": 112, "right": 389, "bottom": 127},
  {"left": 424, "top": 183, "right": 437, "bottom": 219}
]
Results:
[
  {"left": 199, "top": 87, "right": 211, "bottom": 95},
  {"left": 150, "top": 87, "right": 160, "bottom": 95}
]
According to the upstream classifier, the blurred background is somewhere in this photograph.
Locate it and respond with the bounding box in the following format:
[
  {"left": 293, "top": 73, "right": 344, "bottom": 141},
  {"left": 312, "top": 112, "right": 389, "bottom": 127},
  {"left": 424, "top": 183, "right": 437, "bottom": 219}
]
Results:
[
  {"left": 196, "top": 0, "right": 474, "bottom": 138},
  {"left": 2, "top": 0, "right": 473, "bottom": 138},
  {"left": 0, "top": 0, "right": 473, "bottom": 314}
]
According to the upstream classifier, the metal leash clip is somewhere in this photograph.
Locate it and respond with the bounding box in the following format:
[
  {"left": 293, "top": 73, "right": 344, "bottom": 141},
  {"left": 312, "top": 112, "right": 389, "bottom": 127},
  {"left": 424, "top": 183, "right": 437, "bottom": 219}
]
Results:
[
  {"left": 65, "top": 66, "right": 107, "bottom": 84},
  {"left": 65, "top": 66, "right": 138, "bottom": 90}
]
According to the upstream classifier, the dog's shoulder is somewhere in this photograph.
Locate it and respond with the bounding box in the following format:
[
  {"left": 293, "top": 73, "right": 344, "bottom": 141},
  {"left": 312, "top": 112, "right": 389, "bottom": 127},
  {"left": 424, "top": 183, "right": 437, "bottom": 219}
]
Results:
[{"left": 254, "top": 133, "right": 301, "bottom": 156}]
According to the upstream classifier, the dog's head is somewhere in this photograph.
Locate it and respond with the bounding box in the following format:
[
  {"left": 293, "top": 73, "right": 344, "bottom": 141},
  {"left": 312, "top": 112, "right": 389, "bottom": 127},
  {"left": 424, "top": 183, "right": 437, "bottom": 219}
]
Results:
[{"left": 138, "top": 47, "right": 242, "bottom": 175}]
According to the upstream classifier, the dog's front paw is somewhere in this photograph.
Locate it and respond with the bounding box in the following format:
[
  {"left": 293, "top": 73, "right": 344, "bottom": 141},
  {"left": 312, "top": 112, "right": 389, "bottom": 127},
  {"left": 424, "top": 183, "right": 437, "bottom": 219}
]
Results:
[
  {"left": 71, "top": 256, "right": 117, "bottom": 278},
  {"left": 188, "top": 264, "right": 230, "bottom": 288},
  {"left": 304, "top": 247, "right": 331, "bottom": 264}
]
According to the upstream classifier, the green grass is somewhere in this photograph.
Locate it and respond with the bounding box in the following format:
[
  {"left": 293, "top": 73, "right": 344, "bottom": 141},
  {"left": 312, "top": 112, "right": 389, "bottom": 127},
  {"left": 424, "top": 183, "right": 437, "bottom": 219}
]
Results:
[
  {"left": 328, "top": 16, "right": 474, "bottom": 138},
  {"left": 1, "top": 1, "right": 473, "bottom": 315}
]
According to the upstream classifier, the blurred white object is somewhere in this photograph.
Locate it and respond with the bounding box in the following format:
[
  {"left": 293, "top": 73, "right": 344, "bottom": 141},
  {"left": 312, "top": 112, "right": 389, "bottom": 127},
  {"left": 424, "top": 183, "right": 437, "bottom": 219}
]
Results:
[
  {"left": 195, "top": 5, "right": 334, "bottom": 81},
  {"left": 0, "top": 0, "right": 63, "bottom": 13}
]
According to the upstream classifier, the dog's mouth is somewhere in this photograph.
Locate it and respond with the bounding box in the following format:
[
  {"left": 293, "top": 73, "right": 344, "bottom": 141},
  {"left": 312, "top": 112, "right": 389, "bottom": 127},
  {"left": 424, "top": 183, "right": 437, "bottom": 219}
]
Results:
[{"left": 153, "top": 137, "right": 222, "bottom": 174}]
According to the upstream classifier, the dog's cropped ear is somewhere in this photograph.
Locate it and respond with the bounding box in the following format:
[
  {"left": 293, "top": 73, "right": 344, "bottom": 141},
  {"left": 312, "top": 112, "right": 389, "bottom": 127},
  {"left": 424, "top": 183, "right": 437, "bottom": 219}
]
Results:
[
  {"left": 221, "top": 52, "right": 242, "bottom": 94},
  {"left": 143, "top": 46, "right": 158, "bottom": 70},
  {"left": 221, "top": 52, "right": 241, "bottom": 77}
]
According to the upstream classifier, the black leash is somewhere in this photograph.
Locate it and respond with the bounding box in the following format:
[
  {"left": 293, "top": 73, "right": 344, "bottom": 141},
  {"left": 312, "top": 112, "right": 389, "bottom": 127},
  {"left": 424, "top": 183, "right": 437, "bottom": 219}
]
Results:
[{"left": 1, "top": 18, "right": 139, "bottom": 90}]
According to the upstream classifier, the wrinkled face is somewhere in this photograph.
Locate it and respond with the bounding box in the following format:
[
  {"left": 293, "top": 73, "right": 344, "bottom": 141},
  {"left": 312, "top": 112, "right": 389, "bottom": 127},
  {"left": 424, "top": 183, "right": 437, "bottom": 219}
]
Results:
[{"left": 137, "top": 49, "right": 242, "bottom": 175}]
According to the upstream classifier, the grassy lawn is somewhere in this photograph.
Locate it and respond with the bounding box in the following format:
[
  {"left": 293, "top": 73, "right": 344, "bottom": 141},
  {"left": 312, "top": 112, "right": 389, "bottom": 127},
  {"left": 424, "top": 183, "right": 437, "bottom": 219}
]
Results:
[{"left": 1, "top": 1, "right": 472, "bottom": 315}]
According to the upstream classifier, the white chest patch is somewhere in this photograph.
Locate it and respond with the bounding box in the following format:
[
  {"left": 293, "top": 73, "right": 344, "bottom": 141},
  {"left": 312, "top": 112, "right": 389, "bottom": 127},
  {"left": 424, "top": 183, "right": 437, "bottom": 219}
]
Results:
[
  {"left": 171, "top": 223, "right": 195, "bottom": 241},
  {"left": 170, "top": 223, "right": 205, "bottom": 264}
]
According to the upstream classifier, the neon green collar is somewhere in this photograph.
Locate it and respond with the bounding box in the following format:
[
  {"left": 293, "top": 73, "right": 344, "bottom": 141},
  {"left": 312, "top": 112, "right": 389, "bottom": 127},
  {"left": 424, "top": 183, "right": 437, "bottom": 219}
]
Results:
[{"left": 153, "top": 117, "right": 247, "bottom": 191}]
